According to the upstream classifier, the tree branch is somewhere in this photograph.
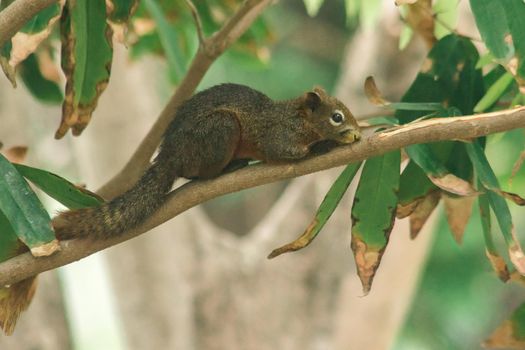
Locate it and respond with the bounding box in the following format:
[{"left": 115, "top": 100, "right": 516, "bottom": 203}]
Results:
[
  {"left": 1, "top": 106, "right": 524, "bottom": 286},
  {"left": 0, "top": 0, "right": 57, "bottom": 47},
  {"left": 97, "top": 0, "right": 274, "bottom": 199}
]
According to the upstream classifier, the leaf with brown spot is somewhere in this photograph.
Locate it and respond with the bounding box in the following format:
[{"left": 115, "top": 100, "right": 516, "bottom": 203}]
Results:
[
  {"left": 484, "top": 302, "right": 525, "bottom": 349},
  {"left": 468, "top": 141, "right": 525, "bottom": 275},
  {"left": 107, "top": 0, "right": 140, "bottom": 44},
  {"left": 406, "top": 143, "right": 478, "bottom": 196},
  {"left": 485, "top": 249, "right": 510, "bottom": 283},
  {"left": 351, "top": 151, "right": 400, "bottom": 294},
  {"left": 409, "top": 189, "right": 440, "bottom": 239},
  {"left": 479, "top": 192, "right": 510, "bottom": 282},
  {"left": 9, "top": 0, "right": 64, "bottom": 67},
  {"left": 0, "top": 0, "right": 64, "bottom": 86},
  {"left": 57, "top": 0, "right": 113, "bottom": 138}
]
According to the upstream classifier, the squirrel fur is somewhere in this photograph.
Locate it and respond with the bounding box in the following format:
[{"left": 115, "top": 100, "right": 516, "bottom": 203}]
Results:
[{"left": 53, "top": 83, "right": 361, "bottom": 240}]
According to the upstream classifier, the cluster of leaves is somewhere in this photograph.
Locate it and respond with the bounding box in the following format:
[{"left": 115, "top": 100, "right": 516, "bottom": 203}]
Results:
[
  {"left": 272, "top": 1, "right": 525, "bottom": 347},
  {"left": 0, "top": 0, "right": 272, "bottom": 266},
  {"left": 0, "top": 0, "right": 271, "bottom": 138}
]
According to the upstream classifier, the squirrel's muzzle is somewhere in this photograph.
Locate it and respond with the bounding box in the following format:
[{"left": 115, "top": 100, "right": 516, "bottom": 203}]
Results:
[{"left": 339, "top": 128, "right": 361, "bottom": 143}]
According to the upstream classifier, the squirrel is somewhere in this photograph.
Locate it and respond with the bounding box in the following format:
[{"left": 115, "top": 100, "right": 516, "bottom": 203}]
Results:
[{"left": 53, "top": 83, "right": 361, "bottom": 240}]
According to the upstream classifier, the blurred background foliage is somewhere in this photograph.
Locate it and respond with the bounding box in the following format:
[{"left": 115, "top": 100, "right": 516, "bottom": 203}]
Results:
[{"left": 1, "top": 0, "right": 525, "bottom": 348}]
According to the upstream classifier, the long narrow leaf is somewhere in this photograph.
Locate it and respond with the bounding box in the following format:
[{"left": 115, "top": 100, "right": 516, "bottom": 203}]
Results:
[
  {"left": 14, "top": 164, "right": 103, "bottom": 209},
  {"left": 466, "top": 141, "right": 525, "bottom": 274},
  {"left": 351, "top": 150, "right": 400, "bottom": 294},
  {"left": 479, "top": 192, "right": 510, "bottom": 282},
  {"left": 268, "top": 162, "right": 362, "bottom": 258},
  {"left": 0, "top": 154, "right": 58, "bottom": 256}
]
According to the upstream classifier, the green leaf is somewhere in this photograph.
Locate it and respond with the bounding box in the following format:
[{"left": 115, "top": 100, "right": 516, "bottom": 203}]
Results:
[
  {"left": 466, "top": 141, "right": 525, "bottom": 274},
  {"left": 470, "top": 0, "right": 513, "bottom": 61},
  {"left": 479, "top": 191, "right": 510, "bottom": 282},
  {"left": 433, "top": 0, "right": 458, "bottom": 39},
  {"left": 399, "top": 25, "right": 414, "bottom": 50},
  {"left": 405, "top": 143, "right": 477, "bottom": 196},
  {"left": 474, "top": 72, "right": 514, "bottom": 112},
  {"left": 268, "top": 162, "right": 362, "bottom": 258},
  {"left": 0, "top": 154, "right": 57, "bottom": 255},
  {"left": 396, "top": 35, "right": 483, "bottom": 123},
  {"left": 58, "top": 0, "right": 113, "bottom": 138},
  {"left": 360, "top": 0, "right": 382, "bottom": 29},
  {"left": 345, "top": 0, "right": 360, "bottom": 21},
  {"left": 21, "top": 2, "right": 61, "bottom": 33},
  {"left": 501, "top": 0, "right": 525, "bottom": 82},
  {"left": 143, "top": 0, "right": 186, "bottom": 83},
  {"left": 0, "top": 211, "right": 21, "bottom": 262},
  {"left": 19, "top": 53, "right": 63, "bottom": 104},
  {"left": 303, "top": 0, "right": 325, "bottom": 17},
  {"left": 476, "top": 52, "right": 494, "bottom": 69},
  {"left": 351, "top": 150, "right": 400, "bottom": 293},
  {"left": 14, "top": 164, "right": 102, "bottom": 210},
  {"left": 397, "top": 161, "right": 436, "bottom": 217}
]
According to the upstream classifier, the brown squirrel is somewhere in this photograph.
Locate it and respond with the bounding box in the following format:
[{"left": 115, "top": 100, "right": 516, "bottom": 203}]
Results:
[{"left": 53, "top": 83, "right": 360, "bottom": 240}]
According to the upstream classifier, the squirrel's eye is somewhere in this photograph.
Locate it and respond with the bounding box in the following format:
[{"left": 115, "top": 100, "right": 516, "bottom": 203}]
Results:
[{"left": 330, "top": 110, "right": 345, "bottom": 126}]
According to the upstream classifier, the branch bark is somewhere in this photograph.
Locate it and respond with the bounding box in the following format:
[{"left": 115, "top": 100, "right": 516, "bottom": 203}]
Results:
[
  {"left": 0, "top": 0, "right": 57, "bottom": 47},
  {"left": 1, "top": 106, "right": 524, "bottom": 286},
  {"left": 97, "top": 0, "right": 274, "bottom": 199}
]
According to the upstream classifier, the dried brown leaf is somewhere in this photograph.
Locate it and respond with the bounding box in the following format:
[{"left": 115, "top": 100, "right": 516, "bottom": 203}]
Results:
[
  {"left": 485, "top": 249, "right": 510, "bottom": 282},
  {"left": 509, "top": 241, "right": 525, "bottom": 276},
  {"left": 409, "top": 190, "right": 440, "bottom": 239},
  {"left": 0, "top": 276, "right": 37, "bottom": 335},
  {"left": 3, "top": 146, "right": 28, "bottom": 164},
  {"left": 443, "top": 194, "right": 475, "bottom": 244},
  {"left": 267, "top": 219, "right": 318, "bottom": 259},
  {"left": 351, "top": 235, "right": 383, "bottom": 295},
  {"left": 428, "top": 173, "right": 478, "bottom": 196},
  {"left": 396, "top": 198, "right": 422, "bottom": 219},
  {"left": 405, "top": 0, "right": 436, "bottom": 48},
  {"left": 29, "top": 239, "right": 60, "bottom": 257},
  {"left": 498, "top": 190, "right": 525, "bottom": 206},
  {"left": 364, "top": 76, "right": 390, "bottom": 106},
  {"left": 8, "top": 0, "right": 64, "bottom": 68},
  {"left": 484, "top": 320, "right": 525, "bottom": 349},
  {"left": 0, "top": 56, "right": 16, "bottom": 88}
]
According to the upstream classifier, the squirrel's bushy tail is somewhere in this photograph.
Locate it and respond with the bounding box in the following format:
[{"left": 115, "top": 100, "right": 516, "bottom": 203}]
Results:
[{"left": 53, "top": 162, "right": 176, "bottom": 240}]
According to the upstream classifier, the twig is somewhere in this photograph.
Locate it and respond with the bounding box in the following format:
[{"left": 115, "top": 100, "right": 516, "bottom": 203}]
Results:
[
  {"left": 0, "top": 0, "right": 57, "bottom": 47},
  {"left": 185, "top": 0, "right": 205, "bottom": 46},
  {"left": 97, "top": 0, "right": 274, "bottom": 199},
  {"left": 1, "top": 106, "right": 525, "bottom": 286}
]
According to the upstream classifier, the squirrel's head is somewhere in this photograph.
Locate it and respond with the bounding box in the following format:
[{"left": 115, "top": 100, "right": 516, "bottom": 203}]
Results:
[{"left": 300, "top": 87, "right": 361, "bottom": 144}]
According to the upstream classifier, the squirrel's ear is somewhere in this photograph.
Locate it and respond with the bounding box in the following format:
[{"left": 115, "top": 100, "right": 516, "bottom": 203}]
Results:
[{"left": 304, "top": 91, "right": 322, "bottom": 111}]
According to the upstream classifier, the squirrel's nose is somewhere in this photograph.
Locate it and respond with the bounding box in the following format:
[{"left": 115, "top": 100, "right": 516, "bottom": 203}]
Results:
[{"left": 340, "top": 129, "right": 361, "bottom": 143}]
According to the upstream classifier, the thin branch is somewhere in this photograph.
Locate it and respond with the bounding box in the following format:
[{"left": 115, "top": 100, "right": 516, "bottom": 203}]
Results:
[
  {"left": 0, "top": 0, "right": 57, "bottom": 47},
  {"left": 1, "top": 106, "right": 524, "bottom": 286},
  {"left": 97, "top": 0, "right": 274, "bottom": 199},
  {"left": 185, "top": 0, "right": 205, "bottom": 46}
]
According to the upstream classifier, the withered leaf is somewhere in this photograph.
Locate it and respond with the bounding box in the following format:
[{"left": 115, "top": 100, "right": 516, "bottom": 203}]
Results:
[{"left": 443, "top": 194, "right": 475, "bottom": 244}]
